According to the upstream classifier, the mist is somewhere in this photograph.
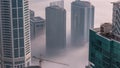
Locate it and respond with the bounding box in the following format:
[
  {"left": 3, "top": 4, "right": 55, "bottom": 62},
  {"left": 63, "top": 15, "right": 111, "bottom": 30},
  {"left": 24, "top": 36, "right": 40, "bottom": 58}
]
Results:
[{"left": 29, "top": 0, "right": 117, "bottom": 68}]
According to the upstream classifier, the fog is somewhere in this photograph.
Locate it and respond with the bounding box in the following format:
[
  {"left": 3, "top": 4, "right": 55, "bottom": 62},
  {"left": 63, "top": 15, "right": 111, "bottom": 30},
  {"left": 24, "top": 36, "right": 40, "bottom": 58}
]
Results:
[{"left": 29, "top": 0, "right": 118, "bottom": 68}]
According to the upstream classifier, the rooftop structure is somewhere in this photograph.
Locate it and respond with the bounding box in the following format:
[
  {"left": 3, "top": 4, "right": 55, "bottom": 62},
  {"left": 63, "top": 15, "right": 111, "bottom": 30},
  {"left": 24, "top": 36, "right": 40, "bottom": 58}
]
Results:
[
  {"left": 99, "top": 23, "right": 120, "bottom": 42},
  {"left": 50, "top": 0, "right": 64, "bottom": 8}
]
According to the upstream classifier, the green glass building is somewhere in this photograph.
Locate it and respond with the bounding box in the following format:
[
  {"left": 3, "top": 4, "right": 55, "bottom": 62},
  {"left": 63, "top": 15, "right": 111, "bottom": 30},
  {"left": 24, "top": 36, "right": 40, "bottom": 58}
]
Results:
[{"left": 89, "top": 29, "right": 120, "bottom": 68}]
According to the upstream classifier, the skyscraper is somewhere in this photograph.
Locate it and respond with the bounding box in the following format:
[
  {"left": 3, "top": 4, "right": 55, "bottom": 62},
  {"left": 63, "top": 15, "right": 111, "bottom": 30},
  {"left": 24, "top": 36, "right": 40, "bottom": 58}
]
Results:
[
  {"left": 30, "top": 10, "right": 45, "bottom": 40},
  {"left": 46, "top": 1, "right": 66, "bottom": 55},
  {"left": 71, "top": 0, "right": 94, "bottom": 46},
  {"left": 89, "top": 23, "right": 120, "bottom": 68},
  {"left": 112, "top": 1, "right": 120, "bottom": 37},
  {"left": 0, "top": 0, "right": 31, "bottom": 68}
]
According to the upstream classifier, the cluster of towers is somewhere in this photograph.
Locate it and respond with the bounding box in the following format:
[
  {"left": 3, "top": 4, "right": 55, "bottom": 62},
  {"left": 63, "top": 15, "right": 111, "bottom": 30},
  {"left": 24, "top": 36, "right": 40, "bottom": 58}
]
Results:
[
  {"left": 46, "top": 0, "right": 94, "bottom": 55},
  {"left": 0, "top": 0, "right": 94, "bottom": 68}
]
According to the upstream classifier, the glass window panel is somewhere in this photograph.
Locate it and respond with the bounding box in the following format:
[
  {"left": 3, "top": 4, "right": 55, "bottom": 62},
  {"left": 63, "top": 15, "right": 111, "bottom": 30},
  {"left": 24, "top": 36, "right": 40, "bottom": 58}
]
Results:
[
  {"left": 18, "top": 0, "right": 23, "bottom": 7},
  {"left": 13, "top": 29, "right": 18, "bottom": 38},
  {"left": 14, "top": 39, "right": 18, "bottom": 48},
  {"left": 19, "top": 38, "right": 24, "bottom": 47},
  {"left": 20, "top": 48, "right": 24, "bottom": 57},
  {"left": 18, "top": 8, "right": 23, "bottom": 17},
  {"left": 12, "top": 9, "right": 17, "bottom": 18},
  {"left": 12, "top": 0, "right": 17, "bottom": 8},
  {"left": 19, "top": 29, "right": 24, "bottom": 37},
  {"left": 19, "top": 18, "right": 23, "bottom": 28},
  {"left": 13, "top": 19, "right": 17, "bottom": 28},
  {"left": 5, "top": 65, "right": 11, "bottom": 68},
  {"left": 14, "top": 49, "right": 19, "bottom": 58}
]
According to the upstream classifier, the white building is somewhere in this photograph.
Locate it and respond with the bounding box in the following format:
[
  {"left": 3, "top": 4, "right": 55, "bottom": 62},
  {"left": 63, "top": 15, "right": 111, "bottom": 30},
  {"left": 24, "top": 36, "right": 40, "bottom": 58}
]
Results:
[{"left": 0, "top": 0, "right": 31, "bottom": 68}]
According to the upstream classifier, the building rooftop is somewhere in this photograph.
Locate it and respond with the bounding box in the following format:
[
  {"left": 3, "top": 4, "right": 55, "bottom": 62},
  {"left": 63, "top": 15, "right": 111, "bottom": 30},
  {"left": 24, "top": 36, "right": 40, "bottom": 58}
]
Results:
[
  {"left": 94, "top": 23, "right": 120, "bottom": 42},
  {"left": 47, "top": 5, "right": 65, "bottom": 11},
  {"left": 50, "top": 0, "right": 64, "bottom": 8},
  {"left": 31, "top": 17, "right": 45, "bottom": 23},
  {"left": 72, "top": 0, "right": 93, "bottom": 7}
]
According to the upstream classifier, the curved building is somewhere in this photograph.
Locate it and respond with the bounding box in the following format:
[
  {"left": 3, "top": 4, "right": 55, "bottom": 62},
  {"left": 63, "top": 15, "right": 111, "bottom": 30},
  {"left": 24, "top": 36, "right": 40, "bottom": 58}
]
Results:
[
  {"left": 71, "top": 0, "right": 94, "bottom": 46},
  {"left": 0, "top": 0, "right": 31, "bottom": 68},
  {"left": 46, "top": 1, "right": 66, "bottom": 56}
]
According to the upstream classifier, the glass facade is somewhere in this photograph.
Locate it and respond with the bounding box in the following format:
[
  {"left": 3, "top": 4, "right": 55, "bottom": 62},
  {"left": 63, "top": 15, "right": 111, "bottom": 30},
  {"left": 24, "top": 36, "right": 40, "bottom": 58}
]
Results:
[
  {"left": 46, "top": 5, "right": 66, "bottom": 55},
  {"left": 0, "top": 0, "right": 31, "bottom": 68},
  {"left": 71, "top": 0, "right": 94, "bottom": 47},
  {"left": 89, "top": 29, "right": 120, "bottom": 68}
]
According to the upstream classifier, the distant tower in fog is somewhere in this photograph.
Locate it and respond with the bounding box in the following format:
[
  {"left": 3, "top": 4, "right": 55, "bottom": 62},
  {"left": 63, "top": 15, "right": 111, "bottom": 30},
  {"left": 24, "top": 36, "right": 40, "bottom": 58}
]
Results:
[
  {"left": 30, "top": 10, "right": 45, "bottom": 40},
  {"left": 46, "top": 1, "right": 66, "bottom": 56},
  {"left": 71, "top": 0, "right": 94, "bottom": 46}
]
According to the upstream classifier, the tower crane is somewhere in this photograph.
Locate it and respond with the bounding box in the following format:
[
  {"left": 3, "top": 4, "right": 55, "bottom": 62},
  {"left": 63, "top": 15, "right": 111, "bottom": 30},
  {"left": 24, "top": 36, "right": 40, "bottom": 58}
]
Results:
[{"left": 32, "top": 55, "right": 69, "bottom": 68}]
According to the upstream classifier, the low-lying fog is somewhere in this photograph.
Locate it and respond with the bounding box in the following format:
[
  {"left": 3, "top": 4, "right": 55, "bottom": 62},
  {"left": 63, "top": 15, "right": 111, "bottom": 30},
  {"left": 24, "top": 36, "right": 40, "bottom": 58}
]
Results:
[{"left": 29, "top": 0, "right": 117, "bottom": 68}]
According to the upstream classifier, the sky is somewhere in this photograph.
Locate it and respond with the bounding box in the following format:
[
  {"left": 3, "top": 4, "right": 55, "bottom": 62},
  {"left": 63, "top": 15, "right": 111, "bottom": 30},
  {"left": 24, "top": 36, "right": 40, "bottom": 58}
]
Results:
[{"left": 29, "top": 0, "right": 118, "bottom": 68}]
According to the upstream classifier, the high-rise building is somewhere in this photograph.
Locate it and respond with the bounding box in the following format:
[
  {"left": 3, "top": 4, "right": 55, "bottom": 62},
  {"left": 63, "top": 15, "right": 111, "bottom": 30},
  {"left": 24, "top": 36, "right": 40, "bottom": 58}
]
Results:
[
  {"left": 30, "top": 10, "right": 45, "bottom": 39},
  {"left": 112, "top": 1, "right": 120, "bottom": 37},
  {"left": 71, "top": 0, "right": 94, "bottom": 46},
  {"left": 89, "top": 23, "right": 120, "bottom": 68},
  {"left": 46, "top": 1, "right": 66, "bottom": 55},
  {"left": 30, "top": 10, "right": 35, "bottom": 19},
  {"left": 0, "top": 0, "right": 31, "bottom": 68}
]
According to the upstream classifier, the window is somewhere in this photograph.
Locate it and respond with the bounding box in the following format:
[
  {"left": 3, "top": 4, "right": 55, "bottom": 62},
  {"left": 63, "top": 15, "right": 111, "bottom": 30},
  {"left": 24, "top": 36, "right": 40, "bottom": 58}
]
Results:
[
  {"left": 18, "top": 8, "right": 23, "bottom": 17},
  {"left": 12, "top": 0, "right": 17, "bottom": 8},
  {"left": 19, "top": 18, "right": 23, "bottom": 28},
  {"left": 18, "top": 0, "right": 23, "bottom": 7},
  {"left": 14, "top": 39, "right": 18, "bottom": 48},
  {"left": 19, "top": 29, "right": 24, "bottom": 37},
  {"left": 5, "top": 65, "right": 11, "bottom": 68},
  {"left": 14, "top": 49, "right": 19, "bottom": 58},
  {"left": 13, "top": 29, "right": 18, "bottom": 38},
  {"left": 12, "top": 9, "right": 17, "bottom": 18},
  {"left": 19, "top": 38, "right": 24, "bottom": 47},
  {"left": 20, "top": 48, "right": 24, "bottom": 57},
  {"left": 13, "top": 19, "right": 18, "bottom": 28}
]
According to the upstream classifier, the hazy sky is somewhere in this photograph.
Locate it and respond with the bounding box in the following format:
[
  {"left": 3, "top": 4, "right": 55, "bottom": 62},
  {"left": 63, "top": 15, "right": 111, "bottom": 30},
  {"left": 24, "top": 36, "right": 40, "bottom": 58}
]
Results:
[
  {"left": 29, "top": 0, "right": 118, "bottom": 27},
  {"left": 29, "top": 0, "right": 118, "bottom": 68}
]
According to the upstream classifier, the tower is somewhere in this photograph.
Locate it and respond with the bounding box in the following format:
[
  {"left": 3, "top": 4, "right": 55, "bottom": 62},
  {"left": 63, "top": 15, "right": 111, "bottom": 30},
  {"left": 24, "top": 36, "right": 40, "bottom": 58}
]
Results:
[
  {"left": 0, "top": 0, "right": 31, "bottom": 68},
  {"left": 46, "top": 1, "right": 66, "bottom": 56},
  {"left": 71, "top": 0, "right": 94, "bottom": 46}
]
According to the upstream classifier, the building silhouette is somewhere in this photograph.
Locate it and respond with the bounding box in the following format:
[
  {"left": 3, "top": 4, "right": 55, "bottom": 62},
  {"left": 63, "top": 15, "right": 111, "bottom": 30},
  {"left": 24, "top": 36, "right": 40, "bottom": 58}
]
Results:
[
  {"left": 30, "top": 10, "right": 45, "bottom": 40},
  {"left": 0, "top": 0, "right": 31, "bottom": 68},
  {"left": 46, "top": 1, "right": 66, "bottom": 56},
  {"left": 71, "top": 0, "right": 94, "bottom": 47}
]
